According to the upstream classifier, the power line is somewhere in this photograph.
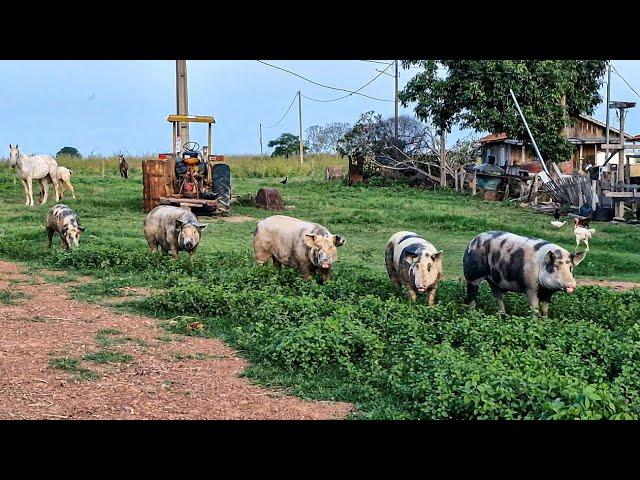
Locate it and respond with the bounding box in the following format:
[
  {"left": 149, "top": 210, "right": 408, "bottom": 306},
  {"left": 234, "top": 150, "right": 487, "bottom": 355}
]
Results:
[
  {"left": 361, "top": 60, "right": 394, "bottom": 66},
  {"left": 611, "top": 64, "right": 640, "bottom": 101},
  {"left": 302, "top": 62, "right": 394, "bottom": 103},
  {"left": 263, "top": 92, "right": 298, "bottom": 129},
  {"left": 257, "top": 60, "right": 393, "bottom": 102}
]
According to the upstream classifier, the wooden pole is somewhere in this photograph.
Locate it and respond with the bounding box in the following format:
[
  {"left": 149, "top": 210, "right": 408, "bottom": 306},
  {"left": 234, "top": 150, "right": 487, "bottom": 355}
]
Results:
[
  {"left": 439, "top": 131, "right": 446, "bottom": 187},
  {"left": 259, "top": 123, "right": 263, "bottom": 158},
  {"left": 176, "top": 60, "right": 190, "bottom": 146},
  {"left": 394, "top": 60, "right": 399, "bottom": 139},
  {"left": 298, "top": 91, "right": 304, "bottom": 164}
]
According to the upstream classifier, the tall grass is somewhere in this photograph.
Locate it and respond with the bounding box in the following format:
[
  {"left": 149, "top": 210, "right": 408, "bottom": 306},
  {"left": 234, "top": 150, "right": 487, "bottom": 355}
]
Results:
[{"left": 21, "top": 153, "right": 348, "bottom": 179}]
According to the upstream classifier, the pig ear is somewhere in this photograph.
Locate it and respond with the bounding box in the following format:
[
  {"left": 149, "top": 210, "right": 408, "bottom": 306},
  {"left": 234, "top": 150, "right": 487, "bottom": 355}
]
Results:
[
  {"left": 304, "top": 233, "right": 316, "bottom": 248},
  {"left": 431, "top": 250, "right": 444, "bottom": 261},
  {"left": 333, "top": 234, "right": 346, "bottom": 247},
  {"left": 175, "top": 219, "right": 185, "bottom": 230},
  {"left": 571, "top": 250, "right": 587, "bottom": 266},
  {"left": 79, "top": 226, "right": 86, "bottom": 232},
  {"left": 544, "top": 251, "right": 555, "bottom": 264},
  {"left": 195, "top": 222, "right": 208, "bottom": 232}
]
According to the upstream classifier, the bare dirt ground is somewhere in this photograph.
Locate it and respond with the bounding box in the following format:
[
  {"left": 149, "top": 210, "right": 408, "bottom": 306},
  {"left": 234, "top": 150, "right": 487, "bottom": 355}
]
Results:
[
  {"left": 0, "top": 261, "right": 352, "bottom": 420},
  {"left": 577, "top": 279, "right": 640, "bottom": 291}
]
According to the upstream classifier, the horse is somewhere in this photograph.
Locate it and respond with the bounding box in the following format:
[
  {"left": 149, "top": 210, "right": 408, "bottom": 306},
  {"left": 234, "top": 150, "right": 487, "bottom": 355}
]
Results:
[
  {"left": 9, "top": 144, "right": 61, "bottom": 206},
  {"left": 119, "top": 155, "right": 129, "bottom": 179}
]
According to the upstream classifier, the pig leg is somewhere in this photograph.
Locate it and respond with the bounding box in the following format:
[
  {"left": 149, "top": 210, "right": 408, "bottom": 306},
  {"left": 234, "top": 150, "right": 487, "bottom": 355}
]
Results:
[
  {"left": 538, "top": 290, "right": 553, "bottom": 318},
  {"left": 488, "top": 282, "right": 506, "bottom": 315},
  {"left": 385, "top": 246, "right": 402, "bottom": 292},
  {"left": 299, "top": 265, "right": 313, "bottom": 281},
  {"left": 170, "top": 241, "right": 180, "bottom": 259},
  {"left": 405, "top": 284, "right": 417, "bottom": 303},
  {"left": 147, "top": 239, "right": 159, "bottom": 253},
  {"left": 526, "top": 289, "right": 541, "bottom": 318},
  {"left": 272, "top": 256, "right": 282, "bottom": 271},
  {"left": 46, "top": 227, "right": 55, "bottom": 248},
  {"left": 318, "top": 270, "right": 331, "bottom": 285},
  {"left": 465, "top": 281, "right": 481, "bottom": 308},
  {"left": 61, "top": 237, "right": 69, "bottom": 251},
  {"left": 427, "top": 287, "right": 437, "bottom": 306}
]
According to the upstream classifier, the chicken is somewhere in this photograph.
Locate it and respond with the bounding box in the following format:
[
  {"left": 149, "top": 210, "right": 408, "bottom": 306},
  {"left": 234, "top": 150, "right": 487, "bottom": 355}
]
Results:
[
  {"left": 550, "top": 220, "right": 566, "bottom": 228},
  {"left": 574, "top": 218, "right": 596, "bottom": 249}
]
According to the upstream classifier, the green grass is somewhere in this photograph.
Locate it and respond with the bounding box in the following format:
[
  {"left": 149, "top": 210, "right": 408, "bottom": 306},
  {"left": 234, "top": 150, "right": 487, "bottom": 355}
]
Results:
[
  {"left": 95, "top": 328, "right": 124, "bottom": 347},
  {"left": 0, "top": 289, "right": 25, "bottom": 304},
  {"left": 3, "top": 160, "right": 640, "bottom": 419},
  {"left": 83, "top": 350, "right": 133, "bottom": 364},
  {"left": 49, "top": 357, "right": 101, "bottom": 382}
]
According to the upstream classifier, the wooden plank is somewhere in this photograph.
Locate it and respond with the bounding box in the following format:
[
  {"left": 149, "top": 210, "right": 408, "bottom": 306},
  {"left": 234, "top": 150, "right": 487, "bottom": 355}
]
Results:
[
  {"left": 600, "top": 144, "right": 640, "bottom": 150},
  {"left": 602, "top": 191, "right": 634, "bottom": 198}
]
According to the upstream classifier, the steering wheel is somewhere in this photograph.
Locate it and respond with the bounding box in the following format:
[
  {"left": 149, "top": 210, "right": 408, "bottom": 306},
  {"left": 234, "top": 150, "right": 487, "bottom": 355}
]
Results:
[{"left": 183, "top": 141, "right": 201, "bottom": 152}]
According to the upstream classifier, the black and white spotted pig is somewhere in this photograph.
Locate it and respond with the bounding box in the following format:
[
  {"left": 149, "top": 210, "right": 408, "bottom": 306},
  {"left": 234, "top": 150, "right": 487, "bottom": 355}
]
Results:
[
  {"left": 385, "top": 231, "right": 443, "bottom": 304},
  {"left": 143, "top": 206, "right": 208, "bottom": 259},
  {"left": 463, "top": 231, "right": 587, "bottom": 317},
  {"left": 46, "top": 204, "right": 85, "bottom": 251}
]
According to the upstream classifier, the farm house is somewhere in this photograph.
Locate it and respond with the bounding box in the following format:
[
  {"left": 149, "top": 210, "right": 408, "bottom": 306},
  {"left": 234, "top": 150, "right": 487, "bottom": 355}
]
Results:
[{"left": 479, "top": 114, "right": 639, "bottom": 174}]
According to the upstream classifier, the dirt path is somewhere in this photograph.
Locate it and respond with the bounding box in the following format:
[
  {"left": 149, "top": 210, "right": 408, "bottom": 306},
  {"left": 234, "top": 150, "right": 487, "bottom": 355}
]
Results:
[
  {"left": 577, "top": 279, "right": 640, "bottom": 291},
  {"left": 0, "top": 261, "right": 352, "bottom": 420}
]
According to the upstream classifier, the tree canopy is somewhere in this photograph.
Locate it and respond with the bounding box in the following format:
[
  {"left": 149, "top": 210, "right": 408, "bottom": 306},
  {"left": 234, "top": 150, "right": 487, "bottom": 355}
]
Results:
[
  {"left": 56, "top": 146, "right": 82, "bottom": 158},
  {"left": 398, "top": 60, "right": 608, "bottom": 162},
  {"left": 268, "top": 133, "right": 306, "bottom": 158}
]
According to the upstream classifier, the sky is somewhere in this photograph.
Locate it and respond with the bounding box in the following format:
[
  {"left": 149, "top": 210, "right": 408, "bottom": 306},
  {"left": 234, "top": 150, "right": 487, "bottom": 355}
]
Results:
[{"left": 2, "top": 60, "right": 640, "bottom": 157}]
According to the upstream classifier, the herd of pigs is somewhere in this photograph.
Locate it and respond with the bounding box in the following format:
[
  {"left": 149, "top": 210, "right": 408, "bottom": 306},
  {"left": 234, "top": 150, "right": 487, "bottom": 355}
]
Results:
[
  {"left": 9, "top": 143, "right": 590, "bottom": 318},
  {"left": 42, "top": 201, "right": 588, "bottom": 318}
]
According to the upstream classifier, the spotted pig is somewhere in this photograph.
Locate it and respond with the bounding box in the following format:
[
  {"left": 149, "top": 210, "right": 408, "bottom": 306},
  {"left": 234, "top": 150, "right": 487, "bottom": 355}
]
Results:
[
  {"left": 143, "top": 206, "right": 208, "bottom": 259},
  {"left": 463, "top": 231, "right": 587, "bottom": 317},
  {"left": 253, "top": 215, "right": 346, "bottom": 284},
  {"left": 46, "top": 204, "right": 85, "bottom": 251},
  {"left": 385, "top": 231, "right": 443, "bottom": 304}
]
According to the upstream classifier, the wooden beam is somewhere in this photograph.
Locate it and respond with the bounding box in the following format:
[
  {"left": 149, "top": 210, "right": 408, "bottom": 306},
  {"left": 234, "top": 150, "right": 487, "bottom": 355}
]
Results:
[
  {"left": 602, "top": 191, "right": 635, "bottom": 198},
  {"left": 600, "top": 144, "right": 640, "bottom": 150}
]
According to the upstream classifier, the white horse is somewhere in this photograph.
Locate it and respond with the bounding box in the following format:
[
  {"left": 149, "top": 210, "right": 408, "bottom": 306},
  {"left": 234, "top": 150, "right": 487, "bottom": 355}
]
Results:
[{"left": 9, "top": 144, "right": 60, "bottom": 206}]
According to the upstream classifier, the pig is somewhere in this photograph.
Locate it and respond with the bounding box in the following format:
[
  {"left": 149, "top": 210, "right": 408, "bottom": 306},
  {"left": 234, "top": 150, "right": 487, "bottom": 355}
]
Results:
[
  {"left": 46, "top": 204, "right": 86, "bottom": 251},
  {"left": 385, "top": 231, "right": 443, "bottom": 304},
  {"left": 463, "top": 231, "right": 587, "bottom": 317},
  {"left": 143, "top": 206, "right": 208, "bottom": 259},
  {"left": 253, "top": 215, "right": 346, "bottom": 284}
]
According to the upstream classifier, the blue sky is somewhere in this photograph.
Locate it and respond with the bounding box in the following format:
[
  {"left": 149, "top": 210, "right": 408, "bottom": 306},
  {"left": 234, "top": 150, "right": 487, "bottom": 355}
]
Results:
[{"left": 3, "top": 60, "right": 640, "bottom": 157}]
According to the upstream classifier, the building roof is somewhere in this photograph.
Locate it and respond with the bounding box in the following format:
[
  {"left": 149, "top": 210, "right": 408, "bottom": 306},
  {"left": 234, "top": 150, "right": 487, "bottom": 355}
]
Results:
[
  {"left": 478, "top": 132, "right": 523, "bottom": 145},
  {"left": 480, "top": 114, "right": 637, "bottom": 145},
  {"left": 576, "top": 114, "right": 632, "bottom": 139}
]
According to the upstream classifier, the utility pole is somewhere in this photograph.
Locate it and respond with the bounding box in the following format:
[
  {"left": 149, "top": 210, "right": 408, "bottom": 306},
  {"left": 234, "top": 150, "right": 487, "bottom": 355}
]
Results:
[
  {"left": 600, "top": 61, "right": 612, "bottom": 208},
  {"left": 395, "top": 60, "right": 399, "bottom": 139},
  {"left": 259, "top": 123, "right": 263, "bottom": 158},
  {"left": 440, "top": 131, "right": 446, "bottom": 187},
  {"left": 298, "top": 91, "right": 304, "bottom": 164},
  {"left": 176, "top": 60, "right": 190, "bottom": 149}
]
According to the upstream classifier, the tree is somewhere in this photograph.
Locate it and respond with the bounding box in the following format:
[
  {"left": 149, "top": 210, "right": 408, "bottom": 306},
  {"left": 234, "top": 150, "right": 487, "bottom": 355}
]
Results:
[
  {"left": 305, "top": 125, "right": 328, "bottom": 154},
  {"left": 305, "top": 122, "right": 351, "bottom": 154},
  {"left": 267, "top": 133, "right": 306, "bottom": 158},
  {"left": 398, "top": 60, "right": 607, "bottom": 163},
  {"left": 337, "top": 111, "right": 480, "bottom": 189},
  {"left": 322, "top": 122, "right": 351, "bottom": 153},
  {"left": 56, "top": 146, "right": 82, "bottom": 158}
]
